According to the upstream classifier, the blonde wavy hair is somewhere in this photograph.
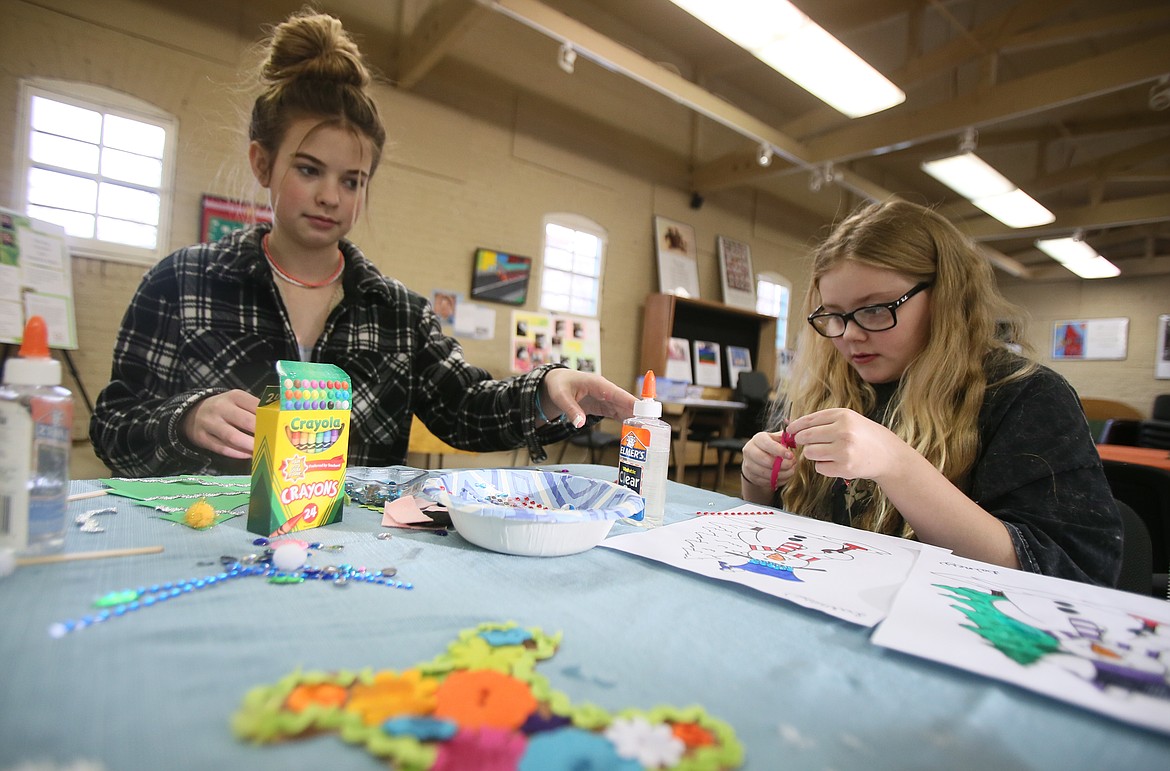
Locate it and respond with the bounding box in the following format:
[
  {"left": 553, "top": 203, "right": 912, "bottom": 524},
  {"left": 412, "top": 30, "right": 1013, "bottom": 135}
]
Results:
[{"left": 779, "top": 199, "right": 1033, "bottom": 537}]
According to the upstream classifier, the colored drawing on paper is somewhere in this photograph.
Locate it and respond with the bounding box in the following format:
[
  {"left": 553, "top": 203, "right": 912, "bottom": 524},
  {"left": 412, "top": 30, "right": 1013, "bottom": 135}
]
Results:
[
  {"left": 233, "top": 622, "right": 744, "bottom": 770},
  {"left": 602, "top": 505, "right": 936, "bottom": 626},
  {"left": 870, "top": 550, "right": 1170, "bottom": 735}
]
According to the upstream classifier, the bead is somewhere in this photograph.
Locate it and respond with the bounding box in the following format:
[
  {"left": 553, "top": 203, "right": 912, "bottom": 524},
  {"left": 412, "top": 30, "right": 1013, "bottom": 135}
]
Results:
[
  {"left": 252, "top": 537, "right": 269, "bottom": 546},
  {"left": 380, "top": 567, "right": 398, "bottom": 578},
  {"left": 376, "top": 532, "right": 394, "bottom": 541}
]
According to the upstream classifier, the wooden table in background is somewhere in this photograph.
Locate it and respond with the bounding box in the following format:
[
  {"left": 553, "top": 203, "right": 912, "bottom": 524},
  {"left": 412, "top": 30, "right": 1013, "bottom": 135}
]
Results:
[
  {"left": 1097, "top": 444, "right": 1170, "bottom": 472},
  {"left": 661, "top": 398, "right": 746, "bottom": 483}
]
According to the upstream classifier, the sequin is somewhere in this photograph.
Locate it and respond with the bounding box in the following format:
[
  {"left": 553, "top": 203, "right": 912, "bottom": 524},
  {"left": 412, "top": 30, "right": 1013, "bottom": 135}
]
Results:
[{"left": 380, "top": 567, "right": 398, "bottom": 578}]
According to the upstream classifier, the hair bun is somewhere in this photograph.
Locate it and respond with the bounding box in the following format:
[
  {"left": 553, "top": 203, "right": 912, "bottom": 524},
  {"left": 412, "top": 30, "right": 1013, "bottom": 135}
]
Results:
[{"left": 261, "top": 10, "right": 369, "bottom": 89}]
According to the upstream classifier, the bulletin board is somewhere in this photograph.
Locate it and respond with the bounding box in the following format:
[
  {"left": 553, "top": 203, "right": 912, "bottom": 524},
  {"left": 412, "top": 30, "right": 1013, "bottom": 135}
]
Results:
[
  {"left": 1051, "top": 317, "right": 1128, "bottom": 361},
  {"left": 0, "top": 206, "right": 77, "bottom": 349}
]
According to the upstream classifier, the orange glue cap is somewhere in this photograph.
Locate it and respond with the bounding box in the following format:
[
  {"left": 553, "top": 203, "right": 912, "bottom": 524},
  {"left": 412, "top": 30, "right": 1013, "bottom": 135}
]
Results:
[
  {"left": 641, "top": 370, "right": 657, "bottom": 399},
  {"left": 3, "top": 315, "right": 62, "bottom": 386},
  {"left": 19, "top": 315, "right": 51, "bottom": 358}
]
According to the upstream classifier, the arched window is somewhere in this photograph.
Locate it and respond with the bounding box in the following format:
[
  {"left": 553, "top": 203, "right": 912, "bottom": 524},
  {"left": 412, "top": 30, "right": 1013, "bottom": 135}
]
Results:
[
  {"left": 17, "top": 79, "right": 177, "bottom": 264},
  {"left": 756, "top": 271, "right": 792, "bottom": 360},
  {"left": 539, "top": 213, "right": 606, "bottom": 317}
]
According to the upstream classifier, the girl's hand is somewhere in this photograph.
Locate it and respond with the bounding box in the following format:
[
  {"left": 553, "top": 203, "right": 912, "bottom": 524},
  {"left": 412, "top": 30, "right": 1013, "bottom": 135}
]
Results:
[
  {"left": 181, "top": 390, "right": 260, "bottom": 460},
  {"left": 786, "top": 408, "right": 909, "bottom": 483},
  {"left": 541, "top": 369, "right": 636, "bottom": 428},
  {"left": 741, "top": 430, "right": 796, "bottom": 491}
]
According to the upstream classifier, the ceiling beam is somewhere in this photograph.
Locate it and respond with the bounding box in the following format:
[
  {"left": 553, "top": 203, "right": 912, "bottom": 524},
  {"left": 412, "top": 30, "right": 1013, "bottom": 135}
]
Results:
[
  {"left": 1000, "top": 6, "right": 1170, "bottom": 52},
  {"left": 803, "top": 32, "right": 1170, "bottom": 164},
  {"left": 478, "top": 0, "right": 815, "bottom": 165},
  {"left": 396, "top": 0, "right": 487, "bottom": 89},
  {"left": 959, "top": 192, "right": 1170, "bottom": 241},
  {"left": 1031, "top": 137, "right": 1170, "bottom": 194}
]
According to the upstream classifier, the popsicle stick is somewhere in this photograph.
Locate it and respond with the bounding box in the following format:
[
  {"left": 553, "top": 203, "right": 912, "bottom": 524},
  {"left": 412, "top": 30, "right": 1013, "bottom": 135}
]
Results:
[
  {"left": 67, "top": 489, "right": 109, "bottom": 502},
  {"left": 15, "top": 545, "right": 163, "bottom": 566}
]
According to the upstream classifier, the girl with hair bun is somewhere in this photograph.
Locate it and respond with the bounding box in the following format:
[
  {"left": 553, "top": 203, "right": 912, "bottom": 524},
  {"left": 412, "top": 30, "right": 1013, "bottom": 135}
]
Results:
[
  {"left": 740, "top": 199, "right": 1121, "bottom": 586},
  {"left": 92, "top": 10, "right": 634, "bottom": 477}
]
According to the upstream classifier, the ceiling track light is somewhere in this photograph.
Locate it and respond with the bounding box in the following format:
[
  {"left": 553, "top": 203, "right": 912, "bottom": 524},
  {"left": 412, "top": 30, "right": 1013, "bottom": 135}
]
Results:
[
  {"left": 558, "top": 42, "right": 577, "bottom": 74},
  {"left": 756, "top": 142, "right": 774, "bottom": 167}
]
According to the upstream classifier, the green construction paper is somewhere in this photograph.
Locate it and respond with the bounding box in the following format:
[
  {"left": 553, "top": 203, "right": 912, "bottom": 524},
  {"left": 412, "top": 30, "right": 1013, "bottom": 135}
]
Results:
[
  {"left": 158, "top": 509, "right": 241, "bottom": 529},
  {"left": 100, "top": 476, "right": 251, "bottom": 513}
]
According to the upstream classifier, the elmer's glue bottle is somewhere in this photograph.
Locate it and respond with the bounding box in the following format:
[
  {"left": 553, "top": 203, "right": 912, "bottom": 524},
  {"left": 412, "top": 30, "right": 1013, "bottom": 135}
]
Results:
[
  {"left": 618, "top": 370, "right": 670, "bottom": 527},
  {"left": 0, "top": 316, "right": 73, "bottom": 555}
]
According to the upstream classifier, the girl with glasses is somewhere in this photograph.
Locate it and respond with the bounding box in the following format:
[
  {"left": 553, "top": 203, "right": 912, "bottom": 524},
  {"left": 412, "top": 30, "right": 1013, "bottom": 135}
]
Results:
[{"left": 740, "top": 200, "right": 1120, "bottom": 586}]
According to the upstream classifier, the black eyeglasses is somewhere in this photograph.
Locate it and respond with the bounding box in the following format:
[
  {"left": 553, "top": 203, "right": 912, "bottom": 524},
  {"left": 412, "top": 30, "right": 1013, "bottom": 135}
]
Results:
[{"left": 807, "top": 282, "right": 931, "bottom": 338}]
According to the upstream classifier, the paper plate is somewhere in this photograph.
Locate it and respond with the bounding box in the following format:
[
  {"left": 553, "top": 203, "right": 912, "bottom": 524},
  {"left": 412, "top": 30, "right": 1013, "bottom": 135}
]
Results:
[{"left": 421, "top": 468, "right": 645, "bottom": 557}]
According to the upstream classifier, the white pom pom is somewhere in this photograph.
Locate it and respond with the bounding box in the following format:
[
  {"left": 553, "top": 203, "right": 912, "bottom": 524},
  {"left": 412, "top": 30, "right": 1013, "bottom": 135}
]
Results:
[{"left": 272, "top": 542, "right": 308, "bottom": 571}]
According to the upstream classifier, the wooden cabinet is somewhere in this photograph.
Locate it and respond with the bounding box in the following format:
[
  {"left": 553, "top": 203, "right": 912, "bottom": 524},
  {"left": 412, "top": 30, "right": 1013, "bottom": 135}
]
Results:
[{"left": 639, "top": 293, "right": 777, "bottom": 397}]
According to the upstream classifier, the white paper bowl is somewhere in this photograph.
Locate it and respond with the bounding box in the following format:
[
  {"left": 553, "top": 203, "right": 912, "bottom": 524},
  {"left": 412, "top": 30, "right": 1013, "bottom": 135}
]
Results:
[{"left": 421, "top": 468, "right": 645, "bottom": 557}]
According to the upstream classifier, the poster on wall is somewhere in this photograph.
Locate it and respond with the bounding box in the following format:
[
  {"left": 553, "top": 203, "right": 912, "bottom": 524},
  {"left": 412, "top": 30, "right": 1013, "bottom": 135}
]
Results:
[
  {"left": 1051, "top": 317, "right": 1128, "bottom": 361},
  {"left": 471, "top": 248, "right": 532, "bottom": 305},
  {"left": 511, "top": 310, "right": 554, "bottom": 374},
  {"left": 654, "top": 216, "right": 701, "bottom": 299},
  {"left": 1157, "top": 314, "right": 1170, "bottom": 379},
  {"left": 550, "top": 314, "right": 602, "bottom": 375},
  {"left": 716, "top": 235, "right": 756, "bottom": 310},
  {"left": 0, "top": 207, "right": 76, "bottom": 348},
  {"left": 200, "top": 195, "right": 272, "bottom": 243}
]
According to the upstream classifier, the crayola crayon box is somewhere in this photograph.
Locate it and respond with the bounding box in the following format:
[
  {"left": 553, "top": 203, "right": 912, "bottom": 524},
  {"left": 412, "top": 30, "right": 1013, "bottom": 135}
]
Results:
[{"left": 247, "top": 360, "right": 351, "bottom": 536}]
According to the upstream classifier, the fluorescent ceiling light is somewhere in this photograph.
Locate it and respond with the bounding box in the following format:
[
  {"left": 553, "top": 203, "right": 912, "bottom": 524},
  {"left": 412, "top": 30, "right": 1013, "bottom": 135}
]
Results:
[
  {"left": 921, "top": 152, "right": 1055, "bottom": 228},
  {"left": 920, "top": 153, "right": 1014, "bottom": 199},
  {"left": 1035, "top": 238, "right": 1120, "bottom": 279},
  {"left": 668, "top": 0, "right": 905, "bottom": 118},
  {"left": 969, "top": 189, "right": 1056, "bottom": 229}
]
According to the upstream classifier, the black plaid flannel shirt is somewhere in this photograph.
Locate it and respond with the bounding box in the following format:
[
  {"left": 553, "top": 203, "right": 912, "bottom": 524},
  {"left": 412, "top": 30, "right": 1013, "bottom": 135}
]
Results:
[{"left": 90, "top": 225, "right": 577, "bottom": 477}]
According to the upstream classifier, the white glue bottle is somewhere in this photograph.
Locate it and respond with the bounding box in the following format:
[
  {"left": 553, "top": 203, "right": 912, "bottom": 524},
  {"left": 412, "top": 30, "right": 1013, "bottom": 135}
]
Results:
[
  {"left": 0, "top": 316, "right": 73, "bottom": 555},
  {"left": 618, "top": 370, "right": 670, "bottom": 527}
]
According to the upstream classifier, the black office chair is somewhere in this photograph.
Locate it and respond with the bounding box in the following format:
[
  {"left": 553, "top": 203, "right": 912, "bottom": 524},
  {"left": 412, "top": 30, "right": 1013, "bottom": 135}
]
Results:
[
  {"left": 1135, "top": 394, "right": 1170, "bottom": 450},
  {"left": 1116, "top": 499, "right": 1153, "bottom": 596},
  {"left": 701, "top": 371, "right": 772, "bottom": 491},
  {"left": 1102, "top": 460, "right": 1170, "bottom": 598},
  {"left": 556, "top": 423, "right": 621, "bottom": 465}
]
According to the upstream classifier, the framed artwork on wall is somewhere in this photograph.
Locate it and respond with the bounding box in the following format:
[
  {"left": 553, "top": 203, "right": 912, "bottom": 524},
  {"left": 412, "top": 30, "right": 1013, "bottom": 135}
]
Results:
[
  {"left": 200, "top": 195, "right": 271, "bottom": 243},
  {"left": 717, "top": 235, "right": 756, "bottom": 310},
  {"left": 654, "top": 215, "right": 700, "bottom": 298},
  {"left": 470, "top": 247, "right": 532, "bottom": 306},
  {"left": 1051, "top": 317, "right": 1128, "bottom": 361}
]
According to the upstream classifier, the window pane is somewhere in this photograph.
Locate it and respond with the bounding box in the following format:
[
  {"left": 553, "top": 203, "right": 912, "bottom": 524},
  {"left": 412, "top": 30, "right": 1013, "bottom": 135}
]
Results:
[
  {"left": 572, "top": 231, "right": 600, "bottom": 259},
  {"left": 97, "top": 216, "right": 157, "bottom": 249},
  {"left": 569, "top": 296, "right": 596, "bottom": 316},
  {"left": 102, "top": 147, "right": 162, "bottom": 187},
  {"left": 572, "top": 252, "right": 598, "bottom": 276},
  {"left": 28, "top": 205, "right": 95, "bottom": 238},
  {"left": 570, "top": 275, "right": 597, "bottom": 301},
  {"left": 103, "top": 114, "right": 165, "bottom": 157},
  {"left": 545, "top": 223, "right": 575, "bottom": 251},
  {"left": 545, "top": 246, "right": 572, "bottom": 271},
  {"left": 98, "top": 183, "right": 159, "bottom": 225},
  {"left": 30, "top": 131, "right": 99, "bottom": 173},
  {"left": 31, "top": 95, "right": 101, "bottom": 143},
  {"left": 542, "top": 291, "right": 570, "bottom": 312},
  {"left": 543, "top": 268, "right": 572, "bottom": 294},
  {"left": 28, "top": 168, "right": 97, "bottom": 211}
]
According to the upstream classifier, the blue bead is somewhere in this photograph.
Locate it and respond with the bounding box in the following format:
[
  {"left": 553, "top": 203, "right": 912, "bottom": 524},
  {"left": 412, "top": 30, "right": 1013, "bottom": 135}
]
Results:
[
  {"left": 128, "top": 602, "right": 139, "bottom": 611},
  {"left": 253, "top": 537, "right": 269, "bottom": 546},
  {"left": 143, "top": 596, "right": 156, "bottom": 606}
]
